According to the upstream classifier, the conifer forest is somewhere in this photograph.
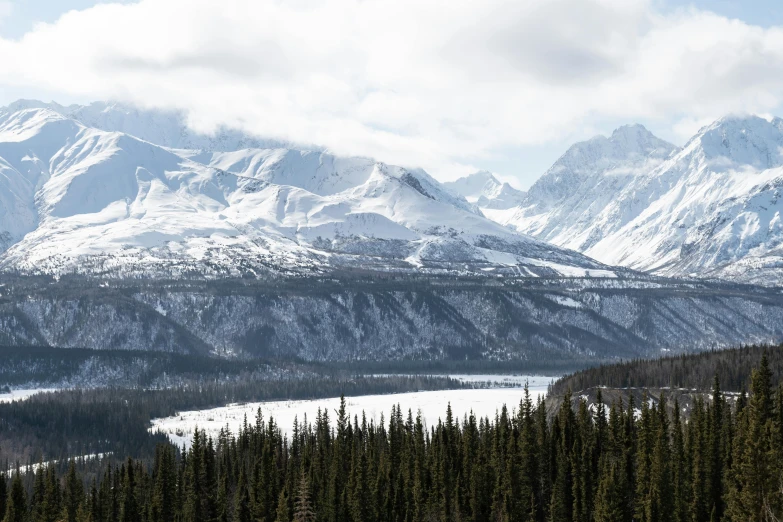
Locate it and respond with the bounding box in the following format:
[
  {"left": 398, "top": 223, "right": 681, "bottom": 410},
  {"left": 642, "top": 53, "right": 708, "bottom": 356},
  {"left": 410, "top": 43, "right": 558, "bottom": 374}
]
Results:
[{"left": 2, "top": 351, "right": 783, "bottom": 522}]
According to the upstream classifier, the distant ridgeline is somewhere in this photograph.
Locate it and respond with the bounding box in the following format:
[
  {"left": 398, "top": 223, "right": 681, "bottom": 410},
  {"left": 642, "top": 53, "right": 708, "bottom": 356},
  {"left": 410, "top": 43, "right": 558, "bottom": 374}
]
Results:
[{"left": 551, "top": 343, "right": 783, "bottom": 396}]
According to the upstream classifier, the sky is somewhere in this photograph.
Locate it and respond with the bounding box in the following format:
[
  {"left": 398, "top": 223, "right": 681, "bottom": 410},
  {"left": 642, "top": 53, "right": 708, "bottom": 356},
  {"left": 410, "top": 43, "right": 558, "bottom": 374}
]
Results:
[{"left": 0, "top": 0, "right": 782, "bottom": 189}]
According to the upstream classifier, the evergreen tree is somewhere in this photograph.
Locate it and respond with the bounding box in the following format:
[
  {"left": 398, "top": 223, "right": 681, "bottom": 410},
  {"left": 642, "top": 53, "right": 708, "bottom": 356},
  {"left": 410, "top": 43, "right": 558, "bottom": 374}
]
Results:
[
  {"left": 727, "top": 353, "right": 777, "bottom": 521},
  {"left": 234, "top": 465, "right": 252, "bottom": 522},
  {"left": 293, "top": 473, "right": 316, "bottom": 522},
  {"left": 3, "top": 472, "right": 27, "bottom": 522},
  {"left": 63, "top": 460, "right": 85, "bottom": 522},
  {"left": 275, "top": 489, "right": 290, "bottom": 522},
  {"left": 119, "top": 459, "right": 139, "bottom": 522},
  {"left": 594, "top": 459, "right": 626, "bottom": 522}
]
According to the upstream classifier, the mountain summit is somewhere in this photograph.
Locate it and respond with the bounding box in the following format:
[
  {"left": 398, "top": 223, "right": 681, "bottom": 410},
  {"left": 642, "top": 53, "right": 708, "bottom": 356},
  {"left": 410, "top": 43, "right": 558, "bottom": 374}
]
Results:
[{"left": 443, "top": 171, "right": 526, "bottom": 210}]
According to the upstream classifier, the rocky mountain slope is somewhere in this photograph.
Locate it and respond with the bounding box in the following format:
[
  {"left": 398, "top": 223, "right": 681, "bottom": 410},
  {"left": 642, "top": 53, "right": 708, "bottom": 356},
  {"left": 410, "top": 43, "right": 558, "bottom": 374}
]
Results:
[
  {"left": 2, "top": 100, "right": 783, "bottom": 362},
  {"left": 1, "top": 276, "right": 782, "bottom": 361},
  {"left": 0, "top": 105, "right": 615, "bottom": 279}
]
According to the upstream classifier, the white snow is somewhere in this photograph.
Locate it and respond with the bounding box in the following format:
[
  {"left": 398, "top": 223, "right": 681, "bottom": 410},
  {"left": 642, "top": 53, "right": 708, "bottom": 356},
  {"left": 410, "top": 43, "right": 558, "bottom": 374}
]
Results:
[
  {"left": 489, "top": 117, "right": 783, "bottom": 285},
  {"left": 151, "top": 385, "right": 549, "bottom": 450},
  {"left": 0, "top": 388, "right": 56, "bottom": 403},
  {"left": 443, "top": 171, "right": 526, "bottom": 210},
  {"left": 0, "top": 104, "right": 612, "bottom": 279}
]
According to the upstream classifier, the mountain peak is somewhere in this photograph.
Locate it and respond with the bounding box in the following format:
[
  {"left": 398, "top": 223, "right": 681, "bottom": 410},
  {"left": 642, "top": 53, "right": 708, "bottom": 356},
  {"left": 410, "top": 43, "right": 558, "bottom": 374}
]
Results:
[
  {"left": 609, "top": 123, "right": 656, "bottom": 142},
  {"left": 443, "top": 171, "right": 525, "bottom": 210},
  {"left": 685, "top": 114, "right": 783, "bottom": 170},
  {"left": 444, "top": 171, "right": 501, "bottom": 197}
]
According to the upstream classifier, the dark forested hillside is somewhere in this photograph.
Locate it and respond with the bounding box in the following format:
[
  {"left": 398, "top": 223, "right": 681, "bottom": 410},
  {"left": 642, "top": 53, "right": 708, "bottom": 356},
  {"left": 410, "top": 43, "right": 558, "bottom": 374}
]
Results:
[
  {"left": 3, "top": 275, "right": 783, "bottom": 362},
  {"left": 551, "top": 344, "right": 783, "bottom": 396},
  {"left": 2, "top": 359, "right": 783, "bottom": 522},
  {"left": 0, "top": 375, "right": 465, "bottom": 467}
]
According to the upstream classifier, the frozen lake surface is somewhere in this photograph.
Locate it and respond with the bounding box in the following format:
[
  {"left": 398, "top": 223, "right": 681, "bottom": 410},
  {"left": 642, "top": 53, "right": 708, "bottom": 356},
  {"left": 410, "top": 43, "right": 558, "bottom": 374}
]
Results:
[{"left": 152, "top": 379, "right": 550, "bottom": 450}]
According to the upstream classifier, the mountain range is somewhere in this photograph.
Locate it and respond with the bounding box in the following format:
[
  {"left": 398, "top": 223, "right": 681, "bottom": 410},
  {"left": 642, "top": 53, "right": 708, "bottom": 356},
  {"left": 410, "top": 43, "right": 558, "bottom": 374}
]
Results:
[
  {"left": 0, "top": 102, "right": 613, "bottom": 279},
  {"left": 449, "top": 118, "right": 783, "bottom": 286},
  {"left": 1, "top": 100, "right": 783, "bottom": 360}
]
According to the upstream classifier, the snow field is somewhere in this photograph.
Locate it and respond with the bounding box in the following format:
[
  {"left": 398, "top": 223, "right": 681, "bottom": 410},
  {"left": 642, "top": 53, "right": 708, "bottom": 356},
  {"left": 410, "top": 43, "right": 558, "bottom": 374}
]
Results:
[{"left": 151, "top": 385, "right": 549, "bottom": 450}]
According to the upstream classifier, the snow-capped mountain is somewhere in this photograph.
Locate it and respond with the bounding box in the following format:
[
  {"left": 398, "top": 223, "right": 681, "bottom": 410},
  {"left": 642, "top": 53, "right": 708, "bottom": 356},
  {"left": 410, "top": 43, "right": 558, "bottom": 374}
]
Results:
[
  {"left": 444, "top": 171, "right": 526, "bottom": 209},
  {"left": 0, "top": 104, "right": 616, "bottom": 279},
  {"left": 502, "top": 117, "right": 783, "bottom": 284},
  {"left": 504, "top": 124, "right": 679, "bottom": 251}
]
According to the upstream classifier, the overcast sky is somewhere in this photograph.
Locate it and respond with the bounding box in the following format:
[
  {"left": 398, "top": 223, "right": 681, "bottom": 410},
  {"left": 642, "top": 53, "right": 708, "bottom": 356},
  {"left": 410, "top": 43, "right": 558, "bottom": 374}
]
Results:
[{"left": 1, "top": 0, "right": 782, "bottom": 188}]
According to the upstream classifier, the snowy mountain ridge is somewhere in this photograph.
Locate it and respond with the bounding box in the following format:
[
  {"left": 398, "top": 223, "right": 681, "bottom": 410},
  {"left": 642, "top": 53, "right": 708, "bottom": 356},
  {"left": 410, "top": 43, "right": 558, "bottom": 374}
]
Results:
[
  {"left": 0, "top": 104, "right": 615, "bottom": 279},
  {"left": 443, "top": 171, "right": 526, "bottom": 210},
  {"left": 462, "top": 116, "right": 783, "bottom": 285}
]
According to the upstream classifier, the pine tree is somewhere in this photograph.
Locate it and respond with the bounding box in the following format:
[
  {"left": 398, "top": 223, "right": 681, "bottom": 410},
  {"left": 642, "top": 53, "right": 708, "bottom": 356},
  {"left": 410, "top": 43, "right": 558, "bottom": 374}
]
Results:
[
  {"left": 119, "top": 458, "right": 139, "bottom": 522},
  {"left": 275, "top": 488, "right": 291, "bottom": 522},
  {"left": 234, "top": 465, "right": 252, "bottom": 522},
  {"left": 293, "top": 473, "right": 316, "bottom": 522},
  {"left": 594, "top": 459, "right": 626, "bottom": 522},
  {"left": 63, "top": 461, "right": 85, "bottom": 522},
  {"left": 4, "top": 471, "right": 27, "bottom": 522}
]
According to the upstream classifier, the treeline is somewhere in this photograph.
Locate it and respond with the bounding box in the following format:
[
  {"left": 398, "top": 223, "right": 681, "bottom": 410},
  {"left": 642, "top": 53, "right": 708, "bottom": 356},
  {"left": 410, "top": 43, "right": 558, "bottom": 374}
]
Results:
[
  {"left": 0, "top": 375, "right": 464, "bottom": 467},
  {"left": 0, "top": 346, "right": 279, "bottom": 388},
  {"left": 3, "top": 358, "right": 783, "bottom": 522},
  {"left": 331, "top": 358, "right": 578, "bottom": 376},
  {"left": 552, "top": 344, "right": 783, "bottom": 395}
]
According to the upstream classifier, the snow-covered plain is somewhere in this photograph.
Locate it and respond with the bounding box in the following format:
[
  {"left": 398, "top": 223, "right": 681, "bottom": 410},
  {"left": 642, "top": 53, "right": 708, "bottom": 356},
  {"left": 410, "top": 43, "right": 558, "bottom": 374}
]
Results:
[
  {"left": 0, "top": 388, "right": 56, "bottom": 403},
  {"left": 151, "top": 384, "right": 549, "bottom": 450}
]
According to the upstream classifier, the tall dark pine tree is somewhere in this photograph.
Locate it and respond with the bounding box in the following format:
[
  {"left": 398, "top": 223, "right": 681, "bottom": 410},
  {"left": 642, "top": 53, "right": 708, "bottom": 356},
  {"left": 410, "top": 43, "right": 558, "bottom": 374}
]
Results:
[
  {"left": 727, "top": 352, "right": 777, "bottom": 521},
  {"left": 3, "top": 472, "right": 27, "bottom": 522},
  {"left": 0, "top": 471, "right": 6, "bottom": 522},
  {"left": 63, "top": 460, "right": 85, "bottom": 522},
  {"left": 235, "top": 465, "right": 253, "bottom": 522},
  {"left": 120, "top": 458, "right": 139, "bottom": 522}
]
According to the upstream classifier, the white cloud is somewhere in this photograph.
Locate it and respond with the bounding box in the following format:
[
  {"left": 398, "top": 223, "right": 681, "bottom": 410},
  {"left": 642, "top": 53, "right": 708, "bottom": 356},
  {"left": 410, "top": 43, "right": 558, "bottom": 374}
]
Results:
[{"left": 0, "top": 0, "right": 782, "bottom": 180}]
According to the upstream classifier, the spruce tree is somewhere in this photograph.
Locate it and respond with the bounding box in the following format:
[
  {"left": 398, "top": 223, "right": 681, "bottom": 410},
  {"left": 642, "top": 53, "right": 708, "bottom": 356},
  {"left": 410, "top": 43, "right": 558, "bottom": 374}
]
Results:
[
  {"left": 727, "top": 353, "right": 777, "bottom": 521},
  {"left": 275, "top": 488, "right": 291, "bottom": 522},
  {"left": 234, "top": 465, "right": 252, "bottom": 522},
  {"left": 119, "top": 458, "right": 139, "bottom": 522},
  {"left": 3, "top": 472, "right": 27, "bottom": 522},
  {"left": 63, "top": 461, "right": 84, "bottom": 522},
  {"left": 594, "top": 459, "right": 626, "bottom": 522},
  {"left": 293, "top": 473, "right": 316, "bottom": 522}
]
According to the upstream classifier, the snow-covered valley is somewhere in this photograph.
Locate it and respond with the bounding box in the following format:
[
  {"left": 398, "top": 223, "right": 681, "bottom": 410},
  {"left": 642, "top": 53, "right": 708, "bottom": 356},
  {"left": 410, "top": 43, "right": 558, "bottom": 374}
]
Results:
[{"left": 151, "top": 382, "right": 550, "bottom": 449}]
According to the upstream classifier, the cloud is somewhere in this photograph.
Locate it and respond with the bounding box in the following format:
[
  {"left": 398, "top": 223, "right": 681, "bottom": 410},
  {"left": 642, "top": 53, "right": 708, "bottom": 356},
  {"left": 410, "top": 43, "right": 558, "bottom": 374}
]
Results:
[{"left": 0, "top": 0, "right": 782, "bottom": 180}]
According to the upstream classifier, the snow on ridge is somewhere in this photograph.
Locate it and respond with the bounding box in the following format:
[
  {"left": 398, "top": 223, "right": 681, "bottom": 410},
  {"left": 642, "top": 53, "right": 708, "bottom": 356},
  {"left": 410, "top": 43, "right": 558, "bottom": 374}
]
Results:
[
  {"left": 0, "top": 103, "right": 612, "bottom": 279},
  {"left": 494, "top": 115, "right": 783, "bottom": 286}
]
